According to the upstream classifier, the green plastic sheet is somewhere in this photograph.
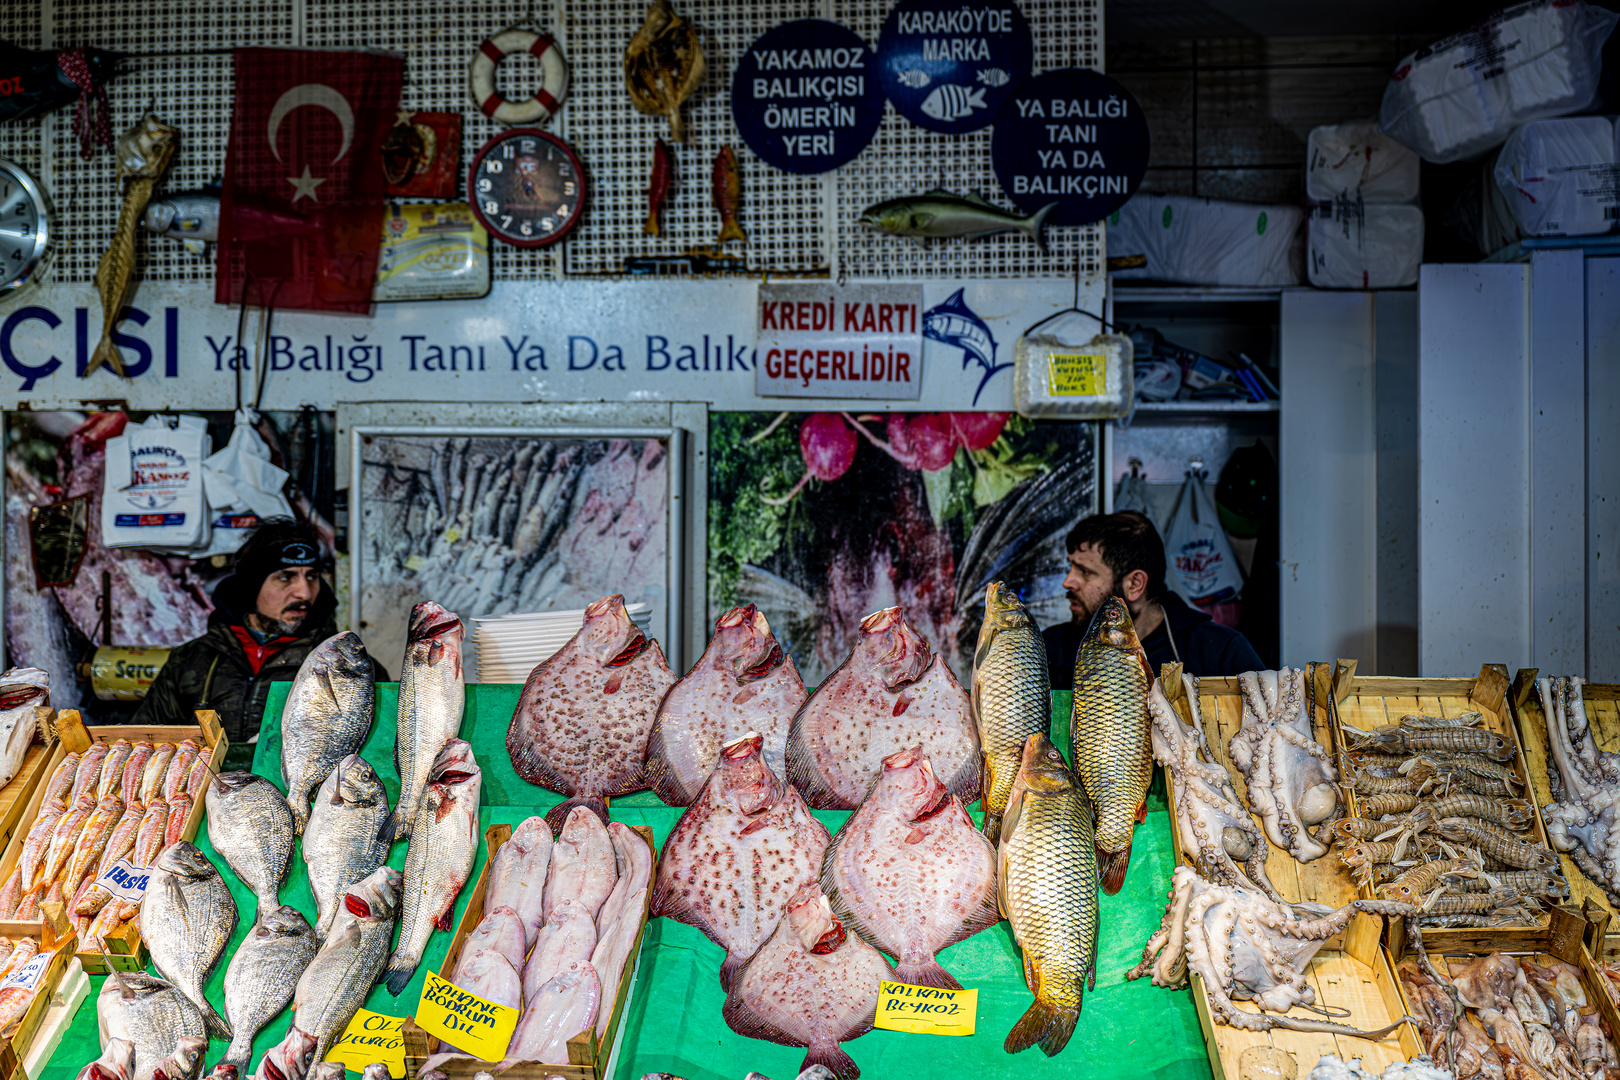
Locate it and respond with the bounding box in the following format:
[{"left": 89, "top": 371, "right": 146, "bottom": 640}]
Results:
[{"left": 37, "top": 684, "right": 1210, "bottom": 1080}]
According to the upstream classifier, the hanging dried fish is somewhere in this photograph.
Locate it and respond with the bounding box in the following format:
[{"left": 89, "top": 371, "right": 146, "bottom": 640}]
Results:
[
  {"left": 624, "top": 0, "right": 705, "bottom": 144},
  {"left": 89, "top": 113, "right": 178, "bottom": 377}
]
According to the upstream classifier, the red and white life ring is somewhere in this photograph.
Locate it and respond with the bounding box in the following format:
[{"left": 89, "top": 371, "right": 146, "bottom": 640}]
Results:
[{"left": 468, "top": 28, "right": 570, "bottom": 127}]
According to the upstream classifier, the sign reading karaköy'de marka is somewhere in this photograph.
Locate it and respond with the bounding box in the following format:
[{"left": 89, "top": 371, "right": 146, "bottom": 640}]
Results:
[{"left": 756, "top": 283, "right": 924, "bottom": 399}]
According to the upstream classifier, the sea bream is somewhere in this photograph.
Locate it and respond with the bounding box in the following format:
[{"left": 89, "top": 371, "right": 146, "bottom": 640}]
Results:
[
  {"left": 972, "top": 582, "right": 1051, "bottom": 844},
  {"left": 140, "top": 842, "right": 238, "bottom": 1039},
  {"left": 96, "top": 969, "right": 205, "bottom": 1080},
  {"left": 507, "top": 594, "right": 675, "bottom": 832},
  {"left": 220, "top": 905, "right": 319, "bottom": 1071},
  {"left": 820, "top": 746, "right": 999, "bottom": 990},
  {"left": 292, "top": 866, "right": 402, "bottom": 1062},
  {"left": 644, "top": 604, "right": 807, "bottom": 807},
  {"left": 654, "top": 733, "right": 830, "bottom": 990},
  {"left": 786, "top": 606, "right": 981, "bottom": 811},
  {"left": 302, "top": 754, "right": 391, "bottom": 938},
  {"left": 281, "top": 631, "right": 377, "bottom": 836},
  {"left": 205, "top": 771, "right": 295, "bottom": 914},
  {"left": 381, "top": 603, "right": 464, "bottom": 844}
]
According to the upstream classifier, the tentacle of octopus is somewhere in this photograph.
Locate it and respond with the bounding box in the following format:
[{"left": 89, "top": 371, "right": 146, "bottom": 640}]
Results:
[{"left": 1188, "top": 897, "right": 1239, "bottom": 1026}]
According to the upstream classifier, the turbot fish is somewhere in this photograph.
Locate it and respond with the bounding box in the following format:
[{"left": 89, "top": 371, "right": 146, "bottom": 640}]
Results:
[
  {"left": 140, "top": 842, "right": 237, "bottom": 1039},
  {"left": 1070, "top": 596, "right": 1153, "bottom": 895},
  {"left": 220, "top": 905, "right": 319, "bottom": 1070},
  {"left": 292, "top": 866, "right": 402, "bottom": 1061},
  {"left": 786, "top": 606, "right": 980, "bottom": 811},
  {"left": 644, "top": 604, "right": 807, "bottom": 807},
  {"left": 858, "top": 189, "right": 1056, "bottom": 252},
  {"left": 205, "top": 771, "right": 294, "bottom": 914},
  {"left": 303, "top": 754, "right": 391, "bottom": 938},
  {"left": 281, "top": 631, "right": 376, "bottom": 836},
  {"left": 96, "top": 971, "right": 205, "bottom": 1080},
  {"left": 381, "top": 603, "right": 464, "bottom": 844},
  {"left": 820, "top": 746, "right": 999, "bottom": 990},
  {"left": 972, "top": 582, "right": 1051, "bottom": 844},
  {"left": 381, "top": 739, "right": 481, "bottom": 996},
  {"left": 507, "top": 594, "right": 675, "bottom": 832},
  {"left": 998, "top": 734, "right": 1099, "bottom": 1057}
]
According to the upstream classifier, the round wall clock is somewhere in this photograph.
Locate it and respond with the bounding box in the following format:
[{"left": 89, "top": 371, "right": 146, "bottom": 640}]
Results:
[
  {"left": 0, "top": 158, "right": 54, "bottom": 307},
  {"left": 468, "top": 128, "right": 587, "bottom": 248}
]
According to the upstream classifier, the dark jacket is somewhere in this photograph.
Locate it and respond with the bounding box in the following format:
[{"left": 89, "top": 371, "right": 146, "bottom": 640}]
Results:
[
  {"left": 1043, "top": 591, "right": 1265, "bottom": 686},
  {"left": 131, "top": 573, "right": 383, "bottom": 745}
]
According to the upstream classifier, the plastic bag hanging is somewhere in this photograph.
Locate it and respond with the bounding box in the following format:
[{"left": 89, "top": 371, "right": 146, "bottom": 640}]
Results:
[
  {"left": 1162, "top": 461, "right": 1244, "bottom": 604},
  {"left": 101, "top": 413, "right": 212, "bottom": 551},
  {"left": 198, "top": 408, "right": 293, "bottom": 558},
  {"left": 1013, "top": 306, "right": 1133, "bottom": 419}
]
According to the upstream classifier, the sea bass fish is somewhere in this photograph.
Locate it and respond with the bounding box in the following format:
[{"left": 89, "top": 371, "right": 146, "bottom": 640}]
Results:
[
  {"left": 292, "top": 866, "right": 402, "bottom": 1062},
  {"left": 1070, "top": 596, "right": 1152, "bottom": 895},
  {"left": 96, "top": 970, "right": 205, "bottom": 1080},
  {"left": 998, "top": 733, "right": 1099, "bottom": 1057},
  {"left": 303, "top": 754, "right": 390, "bottom": 938},
  {"left": 281, "top": 632, "right": 376, "bottom": 836},
  {"left": 723, "top": 883, "right": 892, "bottom": 1080},
  {"left": 654, "top": 733, "right": 830, "bottom": 990},
  {"left": 786, "top": 606, "right": 981, "bottom": 811},
  {"left": 381, "top": 739, "right": 481, "bottom": 996},
  {"left": 382, "top": 603, "right": 464, "bottom": 844},
  {"left": 972, "top": 582, "right": 1051, "bottom": 844},
  {"left": 484, "top": 816, "right": 552, "bottom": 949},
  {"left": 645, "top": 604, "right": 807, "bottom": 807},
  {"left": 205, "top": 772, "right": 295, "bottom": 914},
  {"left": 507, "top": 594, "right": 675, "bottom": 832},
  {"left": 220, "top": 905, "right": 319, "bottom": 1070},
  {"left": 821, "top": 746, "right": 999, "bottom": 990},
  {"left": 858, "top": 189, "right": 1057, "bottom": 252},
  {"left": 140, "top": 842, "right": 237, "bottom": 1039}
]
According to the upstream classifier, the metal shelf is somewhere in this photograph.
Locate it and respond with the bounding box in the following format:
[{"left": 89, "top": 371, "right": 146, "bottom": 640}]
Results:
[
  {"left": 1131, "top": 400, "right": 1280, "bottom": 414},
  {"left": 1113, "top": 285, "right": 1286, "bottom": 303}
]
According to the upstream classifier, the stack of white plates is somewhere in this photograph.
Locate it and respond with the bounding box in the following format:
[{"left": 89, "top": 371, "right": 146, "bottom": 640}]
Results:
[{"left": 471, "top": 603, "right": 653, "bottom": 683}]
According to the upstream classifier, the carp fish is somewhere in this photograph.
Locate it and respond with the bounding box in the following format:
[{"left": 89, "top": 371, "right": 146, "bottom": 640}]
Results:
[{"left": 972, "top": 581, "right": 1051, "bottom": 844}]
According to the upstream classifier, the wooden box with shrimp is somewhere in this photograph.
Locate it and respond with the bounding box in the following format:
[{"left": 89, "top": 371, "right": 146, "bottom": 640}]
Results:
[
  {"left": 1325, "top": 663, "right": 1568, "bottom": 951},
  {"left": 0, "top": 709, "right": 228, "bottom": 976}
]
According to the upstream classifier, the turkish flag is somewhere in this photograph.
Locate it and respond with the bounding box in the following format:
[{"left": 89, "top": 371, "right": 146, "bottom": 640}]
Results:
[{"left": 216, "top": 48, "right": 404, "bottom": 314}]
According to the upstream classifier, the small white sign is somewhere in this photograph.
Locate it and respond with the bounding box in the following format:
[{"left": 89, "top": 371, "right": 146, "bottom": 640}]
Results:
[
  {"left": 755, "top": 283, "right": 924, "bottom": 400},
  {"left": 95, "top": 859, "right": 151, "bottom": 905},
  {"left": 0, "top": 951, "right": 51, "bottom": 993}
]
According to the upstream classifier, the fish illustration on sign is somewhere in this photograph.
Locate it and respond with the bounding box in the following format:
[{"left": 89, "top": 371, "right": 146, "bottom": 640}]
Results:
[
  {"left": 924, "top": 288, "right": 1010, "bottom": 406},
  {"left": 921, "top": 84, "right": 987, "bottom": 121},
  {"left": 895, "top": 69, "right": 931, "bottom": 89},
  {"left": 976, "top": 68, "right": 1010, "bottom": 87}
]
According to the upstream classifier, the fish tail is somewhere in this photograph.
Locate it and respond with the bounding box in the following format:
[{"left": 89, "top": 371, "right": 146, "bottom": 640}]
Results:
[
  {"left": 1098, "top": 843, "right": 1133, "bottom": 895},
  {"left": 894, "top": 958, "right": 963, "bottom": 991},
  {"left": 376, "top": 809, "right": 408, "bottom": 845},
  {"left": 201, "top": 999, "right": 233, "bottom": 1040},
  {"left": 1025, "top": 201, "right": 1059, "bottom": 255},
  {"left": 981, "top": 811, "right": 1003, "bottom": 846},
  {"left": 382, "top": 951, "right": 419, "bottom": 997},
  {"left": 1004, "top": 1000, "right": 1079, "bottom": 1057},
  {"left": 542, "top": 795, "right": 608, "bottom": 837},
  {"left": 287, "top": 792, "right": 310, "bottom": 836},
  {"left": 801, "top": 1041, "right": 860, "bottom": 1080},
  {"left": 717, "top": 219, "right": 747, "bottom": 244},
  {"left": 220, "top": 1034, "right": 252, "bottom": 1071}
]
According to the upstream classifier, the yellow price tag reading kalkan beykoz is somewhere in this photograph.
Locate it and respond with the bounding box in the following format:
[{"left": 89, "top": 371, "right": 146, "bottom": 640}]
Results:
[
  {"left": 415, "top": 972, "right": 520, "bottom": 1062},
  {"left": 1046, "top": 353, "right": 1107, "bottom": 396},
  {"left": 873, "top": 979, "right": 977, "bottom": 1036},
  {"left": 326, "top": 1008, "right": 407, "bottom": 1078}
]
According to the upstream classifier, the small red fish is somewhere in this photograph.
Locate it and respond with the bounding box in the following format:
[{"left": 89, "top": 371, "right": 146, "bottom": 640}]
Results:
[
  {"left": 712, "top": 145, "right": 746, "bottom": 245},
  {"left": 40, "top": 752, "right": 79, "bottom": 811},
  {"left": 163, "top": 792, "right": 192, "bottom": 849},
  {"left": 644, "top": 138, "right": 673, "bottom": 237}
]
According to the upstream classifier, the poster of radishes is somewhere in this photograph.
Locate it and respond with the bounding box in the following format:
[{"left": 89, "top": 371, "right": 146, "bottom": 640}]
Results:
[{"left": 709, "top": 410, "right": 1097, "bottom": 685}]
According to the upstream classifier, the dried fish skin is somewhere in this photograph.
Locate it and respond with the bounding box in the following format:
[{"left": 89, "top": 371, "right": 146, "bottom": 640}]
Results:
[{"left": 623, "top": 0, "right": 706, "bottom": 144}]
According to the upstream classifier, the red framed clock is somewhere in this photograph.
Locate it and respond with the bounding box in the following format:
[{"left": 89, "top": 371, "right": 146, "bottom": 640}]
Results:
[{"left": 467, "top": 128, "right": 587, "bottom": 248}]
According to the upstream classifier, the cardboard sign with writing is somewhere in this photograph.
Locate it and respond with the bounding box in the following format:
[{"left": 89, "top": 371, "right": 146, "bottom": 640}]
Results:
[
  {"left": 874, "top": 979, "right": 977, "bottom": 1036},
  {"left": 415, "top": 972, "right": 519, "bottom": 1062},
  {"left": 327, "top": 1008, "right": 407, "bottom": 1078}
]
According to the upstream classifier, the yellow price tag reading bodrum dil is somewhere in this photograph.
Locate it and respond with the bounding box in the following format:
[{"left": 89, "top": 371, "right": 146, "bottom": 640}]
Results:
[
  {"left": 415, "top": 972, "right": 521, "bottom": 1062},
  {"left": 327, "top": 1008, "right": 407, "bottom": 1078},
  {"left": 873, "top": 979, "right": 977, "bottom": 1037}
]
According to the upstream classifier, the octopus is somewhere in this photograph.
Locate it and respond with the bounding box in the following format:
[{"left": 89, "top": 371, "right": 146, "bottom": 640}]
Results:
[
  {"left": 1228, "top": 668, "right": 1340, "bottom": 863},
  {"left": 1306, "top": 1055, "right": 1455, "bottom": 1080},
  {"left": 1538, "top": 676, "right": 1620, "bottom": 907},
  {"left": 1147, "top": 675, "right": 1283, "bottom": 901}
]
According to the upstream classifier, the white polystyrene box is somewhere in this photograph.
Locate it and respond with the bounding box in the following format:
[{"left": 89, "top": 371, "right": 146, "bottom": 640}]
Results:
[
  {"left": 1495, "top": 116, "right": 1620, "bottom": 236},
  {"left": 1106, "top": 194, "right": 1304, "bottom": 287},
  {"left": 1306, "top": 122, "right": 1422, "bottom": 203},
  {"left": 1307, "top": 203, "right": 1425, "bottom": 289}
]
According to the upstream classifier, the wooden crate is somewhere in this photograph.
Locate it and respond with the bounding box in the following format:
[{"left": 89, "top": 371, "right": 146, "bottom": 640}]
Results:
[
  {"left": 0, "top": 904, "right": 80, "bottom": 1080},
  {"left": 1509, "top": 670, "right": 1620, "bottom": 958},
  {"left": 1160, "top": 662, "right": 1376, "bottom": 962},
  {"left": 0, "top": 709, "right": 59, "bottom": 862},
  {"left": 1189, "top": 910, "right": 1423, "bottom": 1080},
  {"left": 1330, "top": 662, "right": 1558, "bottom": 951},
  {"left": 0, "top": 710, "right": 228, "bottom": 975},
  {"left": 401, "top": 821, "right": 657, "bottom": 1080}
]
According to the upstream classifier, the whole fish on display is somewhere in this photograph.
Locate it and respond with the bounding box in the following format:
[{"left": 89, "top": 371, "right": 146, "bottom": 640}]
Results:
[
  {"left": 140, "top": 745, "right": 177, "bottom": 806},
  {"left": 971, "top": 582, "right": 1051, "bottom": 844},
  {"left": 786, "top": 606, "right": 980, "bottom": 811},
  {"left": 460, "top": 906, "right": 526, "bottom": 971},
  {"left": 623, "top": 0, "right": 705, "bottom": 143},
  {"left": 523, "top": 906, "right": 596, "bottom": 1004},
  {"left": 95, "top": 971, "right": 205, "bottom": 1080},
  {"left": 712, "top": 145, "right": 746, "bottom": 245},
  {"left": 119, "top": 743, "right": 152, "bottom": 805},
  {"left": 381, "top": 739, "right": 482, "bottom": 996},
  {"left": 72, "top": 744, "right": 111, "bottom": 807},
  {"left": 507, "top": 594, "right": 675, "bottom": 832},
  {"left": 820, "top": 746, "right": 999, "bottom": 990},
  {"left": 483, "top": 816, "right": 551, "bottom": 949},
  {"left": 643, "top": 138, "right": 673, "bottom": 236},
  {"left": 498, "top": 963, "right": 601, "bottom": 1070},
  {"left": 17, "top": 803, "right": 64, "bottom": 890},
  {"left": 88, "top": 113, "right": 179, "bottom": 377},
  {"left": 140, "top": 186, "right": 220, "bottom": 254},
  {"left": 257, "top": 1026, "right": 317, "bottom": 1080},
  {"left": 645, "top": 604, "right": 807, "bottom": 807},
  {"left": 998, "top": 733, "right": 1099, "bottom": 1057},
  {"left": 588, "top": 822, "right": 655, "bottom": 1034},
  {"left": 382, "top": 604, "right": 464, "bottom": 844},
  {"left": 1070, "top": 596, "right": 1153, "bottom": 895},
  {"left": 140, "top": 842, "right": 237, "bottom": 1039},
  {"left": 303, "top": 754, "right": 391, "bottom": 938},
  {"left": 292, "top": 866, "right": 402, "bottom": 1061},
  {"left": 40, "top": 801, "right": 93, "bottom": 886},
  {"left": 417, "top": 948, "right": 523, "bottom": 1073},
  {"left": 41, "top": 751, "right": 79, "bottom": 809},
  {"left": 146, "top": 1036, "right": 206, "bottom": 1080},
  {"left": 205, "top": 771, "right": 295, "bottom": 914},
  {"left": 654, "top": 733, "right": 829, "bottom": 990},
  {"left": 163, "top": 793, "right": 193, "bottom": 849},
  {"left": 858, "top": 189, "right": 1056, "bottom": 252},
  {"left": 220, "top": 906, "right": 319, "bottom": 1071},
  {"left": 543, "top": 805, "right": 618, "bottom": 922},
  {"left": 75, "top": 1036, "right": 135, "bottom": 1080},
  {"left": 62, "top": 795, "right": 123, "bottom": 892},
  {"left": 281, "top": 631, "right": 377, "bottom": 836},
  {"left": 98, "top": 740, "right": 132, "bottom": 803},
  {"left": 164, "top": 741, "right": 199, "bottom": 804},
  {"left": 723, "top": 883, "right": 892, "bottom": 1080}
]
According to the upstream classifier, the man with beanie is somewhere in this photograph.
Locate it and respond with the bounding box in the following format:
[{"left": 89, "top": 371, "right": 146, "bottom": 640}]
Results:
[{"left": 133, "top": 518, "right": 385, "bottom": 752}]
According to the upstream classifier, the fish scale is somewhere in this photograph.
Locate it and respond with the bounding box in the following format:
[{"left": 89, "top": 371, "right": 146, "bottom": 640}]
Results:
[{"left": 972, "top": 582, "right": 1051, "bottom": 844}]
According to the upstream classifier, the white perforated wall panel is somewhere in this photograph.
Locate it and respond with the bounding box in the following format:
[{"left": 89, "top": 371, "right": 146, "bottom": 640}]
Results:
[{"left": 8, "top": 0, "right": 1100, "bottom": 284}]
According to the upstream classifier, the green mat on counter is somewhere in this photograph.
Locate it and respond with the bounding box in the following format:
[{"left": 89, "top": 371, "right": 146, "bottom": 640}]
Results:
[{"left": 39, "top": 685, "right": 1210, "bottom": 1080}]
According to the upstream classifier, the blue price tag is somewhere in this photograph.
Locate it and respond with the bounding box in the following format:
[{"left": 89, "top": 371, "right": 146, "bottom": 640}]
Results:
[
  {"left": 876, "top": 0, "right": 1032, "bottom": 134},
  {"left": 732, "top": 19, "right": 886, "bottom": 175}
]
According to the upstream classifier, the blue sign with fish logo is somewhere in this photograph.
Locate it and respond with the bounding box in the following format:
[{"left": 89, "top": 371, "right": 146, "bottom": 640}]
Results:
[
  {"left": 877, "top": 0, "right": 1032, "bottom": 135},
  {"left": 924, "top": 288, "right": 1009, "bottom": 405}
]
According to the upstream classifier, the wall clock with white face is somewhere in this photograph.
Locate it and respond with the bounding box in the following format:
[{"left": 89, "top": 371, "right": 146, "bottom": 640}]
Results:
[{"left": 0, "top": 158, "right": 53, "bottom": 307}]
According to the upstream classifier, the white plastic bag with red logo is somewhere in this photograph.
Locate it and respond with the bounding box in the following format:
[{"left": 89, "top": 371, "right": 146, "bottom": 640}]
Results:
[
  {"left": 101, "top": 414, "right": 212, "bottom": 551},
  {"left": 1163, "top": 465, "right": 1244, "bottom": 604}
]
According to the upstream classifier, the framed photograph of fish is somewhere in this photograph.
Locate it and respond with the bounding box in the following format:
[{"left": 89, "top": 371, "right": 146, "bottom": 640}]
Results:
[
  {"left": 876, "top": 0, "right": 1033, "bottom": 135},
  {"left": 383, "top": 111, "right": 461, "bottom": 199}
]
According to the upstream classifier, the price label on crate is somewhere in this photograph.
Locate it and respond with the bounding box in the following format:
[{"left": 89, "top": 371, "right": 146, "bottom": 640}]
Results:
[
  {"left": 95, "top": 859, "right": 151, "bottom": 905},
  {"left": 873, "top": 979, "right": 977, "bottom": 1036},
  {"left": 0, "top": 949, "right": 53, "bottom": 992},
  {"left": 1046, "top": 353, "right": 1106, "bottom": 396},
  {"left": 415, "top": 972, "right": 518, "bottom": 1062},
  {"left": 327, "top": 1008, "right": 406, "bottom": 1078}
]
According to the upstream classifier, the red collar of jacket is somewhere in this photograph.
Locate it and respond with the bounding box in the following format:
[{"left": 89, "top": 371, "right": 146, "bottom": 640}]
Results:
[{"left": 229, "top": 624, "right": 299, "bottom": 675}]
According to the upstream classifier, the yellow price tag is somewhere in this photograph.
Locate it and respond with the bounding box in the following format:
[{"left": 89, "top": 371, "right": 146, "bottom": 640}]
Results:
[
  {"left": 414, "top": 972, "right": 520, "bottom": 1063},
  {"left": 1046, "top": 353, "right": 1106, "bottom": 396},
  {"left": 873, "top": 979, "right": 977, "bottom": 1037},
  {"left": 326, "top": 1009, "right": 406, "bottom": 1078}
]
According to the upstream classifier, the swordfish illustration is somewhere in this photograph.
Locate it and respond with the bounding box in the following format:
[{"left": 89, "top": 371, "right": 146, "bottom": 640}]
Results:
[{"left": 923, "top": 288, "right": 1012, "bottom": 406}]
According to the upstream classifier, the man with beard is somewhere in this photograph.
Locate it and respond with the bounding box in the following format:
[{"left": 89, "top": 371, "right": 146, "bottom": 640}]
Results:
[
  {"left": 133, "top": 519, "right": 385, "bottom": 749},
  {"left": 1043, "top": 511, "right": 1263, "bottom": 687}
]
